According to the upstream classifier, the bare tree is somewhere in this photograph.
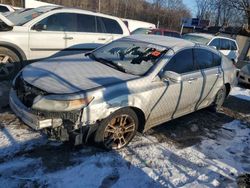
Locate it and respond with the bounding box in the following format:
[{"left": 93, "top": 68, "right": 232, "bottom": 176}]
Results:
[{"left": 228, "top": 0, "right": 250, "bottom": 29}]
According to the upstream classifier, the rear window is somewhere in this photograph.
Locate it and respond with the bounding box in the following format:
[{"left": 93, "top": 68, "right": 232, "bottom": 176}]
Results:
[
  {"left": 98, "top": 17, "right": 123, "bottom": 34},
  {"left": 194, "top": 49, "right": 214, "bottom": 69},
  {"left": 0, "top": 6, "right": 9, "bottom": 12},
  {"left": 220, "top": 39, "right": 231, "bottom": 50},
  {"left": 230, "top": 41, "right": 237, "bottom": 50},
  {"left": 77, "top": 14, "right": 96, "bottom": 32}
]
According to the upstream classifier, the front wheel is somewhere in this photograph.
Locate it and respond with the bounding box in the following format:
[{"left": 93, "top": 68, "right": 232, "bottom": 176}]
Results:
[
  {"left": 0, "top": 47, "right": 21, "bottom": 81},
  {"left": 94, "top": 108, "right": 138, "bottom": 150}
]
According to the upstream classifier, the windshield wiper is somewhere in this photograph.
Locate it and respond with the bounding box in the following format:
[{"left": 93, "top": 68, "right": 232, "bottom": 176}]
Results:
[{"left": 88, "top": 53, "right": 126, "bottom": 73}]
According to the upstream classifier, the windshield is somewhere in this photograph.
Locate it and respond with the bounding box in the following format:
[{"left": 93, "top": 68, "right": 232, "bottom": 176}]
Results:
[
  {"left": 182, "top": 34, "right": 211, "bottom": 44},
  {"left": 90, "top": 39, "right": 168, "bottom": 76},
  {"left": 6, "top": 6, "right": 59, "bottom": 26}
]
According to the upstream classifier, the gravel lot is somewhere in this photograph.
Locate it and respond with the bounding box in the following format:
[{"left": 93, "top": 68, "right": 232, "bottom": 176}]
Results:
[{"left": 0, "top": 81, "right": 250, "bottom": 187}]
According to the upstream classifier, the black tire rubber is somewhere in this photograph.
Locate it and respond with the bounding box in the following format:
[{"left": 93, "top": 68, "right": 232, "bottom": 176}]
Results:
[
  {"left": 212, "top": 85, "right": 227, "bottom": 112},
  {"left": 0, "top": 47, "right": 21, "bottom": 81},
  {"left": 94, "top": 108, "right": 138, "bottom": 150}
]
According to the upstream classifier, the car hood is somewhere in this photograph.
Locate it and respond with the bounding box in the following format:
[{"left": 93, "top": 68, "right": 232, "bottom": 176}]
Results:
[{"left": 22, "top": 54, "right": 138, "bottom": 94}]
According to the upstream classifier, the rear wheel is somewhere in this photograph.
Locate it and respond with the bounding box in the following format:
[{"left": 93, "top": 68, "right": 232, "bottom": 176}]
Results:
[
  {"left": 0, "top": 47, "right": 21, "bottom": 81},
  {"left": 94, "top": 108, "right": 138, "bottom": 150},
  {"left": 212, "top": 85, "right": 227, "bottom": 111}
]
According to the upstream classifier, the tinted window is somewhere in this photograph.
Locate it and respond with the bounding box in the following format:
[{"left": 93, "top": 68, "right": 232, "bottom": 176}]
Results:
[
  {"left": 194, "top": 49, "right": 214, "bottom": 69},
  {"left": 0, "top": 6, "right": 9, "bottom": 12},
  {"left": 154, "top": 31, "right": 162, "bottom": 35},
  {"left": 164, "top": 49, "right": 195, "bottom": 74},
  {"left": 99, "top": 17, "right": 123, "bottom": 34},
  {"left": 209, "top": 39, "right": 220, "bottom": 49},
  {"left": 213, "top": 53, "right": 221, "bottom": 67},
  {"left": 171, "top": 32, "right": 181, "bottom": 38},
  {"left": 35, "top": 13, "right": 77, "bottom": 32},
  {"left": 164, "top": 32, "right": 180, "bottom": 38},
  {"left": 77, "top": 14, "right": 96, "bottom": 32},
  {"left": 230, "top": 41, "right": 237, "bottom": 50},
  {"left": 164, "top": 31, "right": 171, "bottom": 36},
  {"left": 220, "top": 39, "right": 231, "bottom": 50}
]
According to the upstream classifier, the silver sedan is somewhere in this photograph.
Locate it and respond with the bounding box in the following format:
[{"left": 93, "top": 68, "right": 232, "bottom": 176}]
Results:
[{"left": 9, "top": 35, "right": 237, "bottom": 149}]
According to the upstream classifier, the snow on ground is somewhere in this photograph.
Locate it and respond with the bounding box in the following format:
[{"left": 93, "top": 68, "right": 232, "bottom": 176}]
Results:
[
  {"left": 0, "top": 86, "right": 249, "bottom": 187},
  {"left": 0, "top": 119, "right": 249, "bottom": 188},
  {"left": 0, "top": 112, "right": 46, "bottom": 159},
  {"left": 230, "top": 86, "right": 250, "bottom": 101}
]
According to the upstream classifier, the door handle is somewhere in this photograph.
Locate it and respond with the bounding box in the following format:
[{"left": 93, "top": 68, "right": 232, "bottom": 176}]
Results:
[
  {"left": 98, "top": 38, "right": 107, "bottom": 41},
  {"left": 63, "top": 37, "right": 74, "bottom": 40},
  {"left": 216, "top": 72, "right": 222, "bottom": 77},
  {"left": 188, "top": 77, "right": 197, "bottom": 83}
]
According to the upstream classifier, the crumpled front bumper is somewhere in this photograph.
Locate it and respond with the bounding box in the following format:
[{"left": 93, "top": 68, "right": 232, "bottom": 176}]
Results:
[{"left": 9, "top": 89, "right": 55, "bottom": 130}]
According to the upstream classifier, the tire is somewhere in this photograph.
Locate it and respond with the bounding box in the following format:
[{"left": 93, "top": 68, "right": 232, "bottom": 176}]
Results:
[
  {"left": 0, "top": 47, "right": 21, "bottom": 81},
  {"left": 94, "top": 108, "right": 138, "bottom": 150},
  {"left": 212, "top": 85, "right": 227, "bottom": 112}
]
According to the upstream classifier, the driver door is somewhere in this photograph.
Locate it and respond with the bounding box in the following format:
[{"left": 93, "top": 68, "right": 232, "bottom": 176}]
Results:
[{"left": 28, "top": 13, "right": 70, "bottom": 60}]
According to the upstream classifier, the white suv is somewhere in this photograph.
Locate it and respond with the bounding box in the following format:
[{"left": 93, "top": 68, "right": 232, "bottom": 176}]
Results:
[
  {"left": 183, "top": 33, "right": 239, "bottom": 64},
  {"left": 0, "top": 6, "right": 130, "bottom": 80}
]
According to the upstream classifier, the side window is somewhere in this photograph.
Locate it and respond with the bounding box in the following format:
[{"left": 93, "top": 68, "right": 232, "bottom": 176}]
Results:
[
  {"left": 33, "top": 13, "right": 77, "bottom": 32},
  {"left": 99, "top": 17, "right": 123, "bottom": 34},
  {"left": 220, "top": 39, "right": 231, "bottom": 50},
  {"left": 172, "top": 32, "right": 181, "bottom": 38},
  {"left": 164, "top": 31, "right": 171, "bottom": 36},
  {"left": 164, "top": 49, "right": 195, "bottom": 74},
  {"left": 77, "top": 14, "right": 96, "bottom": 32},
  {"left": 194, "top": 49, "right": 214, "bottom": 69},
  {"left": 0, "top": 6, "right": 9, "bottom": 12},
  {"left": 230, "top": 41, "right": 237, "bottom": 51},
  {"left": 209, "top": 39, "right": 220, "bottom": 49},
  {"left": 213, "top": 53, "right": 221, "bottom": 67},
  {"left": 154, "top": 31, "right": 162, "bottom": 35}
]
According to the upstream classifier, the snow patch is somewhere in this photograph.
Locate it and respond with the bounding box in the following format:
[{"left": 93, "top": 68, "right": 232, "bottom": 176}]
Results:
[{"left": 230, "top": 87, "right": 250, "bottom": 101}]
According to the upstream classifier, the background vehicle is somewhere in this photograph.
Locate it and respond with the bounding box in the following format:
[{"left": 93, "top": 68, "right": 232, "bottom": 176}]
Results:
[
  {"left": 238, "top": 64, "right": 250, "bottom": 85},
  {"left": 131, "top": 28, "right": 153, "bottom": 35},
  {"left": 10, "top": 35, "right": 237, "bottom": 150},
  {"left": 0, "top": 4, "right": 15, "bottom": 13},
  {"left": 149, "top": 28, "right": 181, "bottom": 38},
  {"left": 182, "top": 33, "right": 239, "bottom": 63},
  {"left": 122, "top": 18, "right": 155, "bottom": 32},
  {"left": 0, "top": 6, "right": 130, "bottom": 81}
]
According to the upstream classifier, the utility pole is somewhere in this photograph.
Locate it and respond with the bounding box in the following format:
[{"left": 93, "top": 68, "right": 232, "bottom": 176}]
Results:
[{"left": 98, "top": 0, "right": 101, "bottom": 12}]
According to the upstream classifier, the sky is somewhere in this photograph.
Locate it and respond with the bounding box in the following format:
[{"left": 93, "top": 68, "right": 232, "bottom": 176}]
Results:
[{"left": 183, "top": 0, "right": 197, "bottom": 17}]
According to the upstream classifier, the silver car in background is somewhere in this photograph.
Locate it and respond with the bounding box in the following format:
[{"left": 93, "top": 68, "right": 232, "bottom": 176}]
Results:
[{"left": 9, "top": 35, "right": 237, "bottom": 149}]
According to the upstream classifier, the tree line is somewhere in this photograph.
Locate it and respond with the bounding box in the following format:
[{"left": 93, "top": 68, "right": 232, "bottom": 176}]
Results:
[{"left": 195, "top": 0, "right": 250, "bottom": 30}]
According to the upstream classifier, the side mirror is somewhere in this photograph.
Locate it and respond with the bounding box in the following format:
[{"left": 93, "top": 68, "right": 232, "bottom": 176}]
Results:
[
  {"left": 161, "top": 71, "right": 182, "bottom": 83},
  {"left": 33, "top": 24, "right": 47, "bottom": 31},
  {"left": 210, "top": 46, "right": 217, "bottom": 50}
]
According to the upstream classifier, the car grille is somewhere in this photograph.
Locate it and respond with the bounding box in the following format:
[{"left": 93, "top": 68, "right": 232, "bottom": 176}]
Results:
[{"left": 14, "top": 75, "right": 47, "bottom": 108}]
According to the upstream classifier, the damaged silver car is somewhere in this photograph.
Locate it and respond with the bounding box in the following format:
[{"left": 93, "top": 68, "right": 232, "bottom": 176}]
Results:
[{"left": 9, "top": 35, "right": 237, "bottom": 150}]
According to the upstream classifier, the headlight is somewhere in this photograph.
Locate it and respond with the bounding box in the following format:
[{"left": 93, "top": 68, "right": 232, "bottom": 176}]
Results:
[{"left": 32, "top": 96, "right": 94, "bottom": 112}]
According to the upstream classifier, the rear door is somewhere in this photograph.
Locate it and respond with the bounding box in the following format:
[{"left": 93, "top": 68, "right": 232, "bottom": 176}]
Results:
[
  {"left": 193, "top": 48, "right": 223, "bottom": 109},
  {"left": 65, "top": 13, "right": 103, "bottom": 52}
]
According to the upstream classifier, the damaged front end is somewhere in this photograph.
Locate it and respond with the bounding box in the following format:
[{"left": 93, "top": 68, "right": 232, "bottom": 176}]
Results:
[{"left": 10, "top": 74, "right": 94, "bottom": 145}]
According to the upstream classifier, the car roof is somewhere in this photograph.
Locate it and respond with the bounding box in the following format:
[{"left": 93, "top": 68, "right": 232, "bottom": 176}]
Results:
[
  {"left": 42, "top": 5, "right": 121, "bottom": 20},
  {"left": 125, "top": 34, "right": 195, "bottom": 51},
  {"left": 151, "top": 28, "right": 180, "bottom": 33},
  {"left": 185, "top": 33, "right": 214, "bottom": 39}
]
